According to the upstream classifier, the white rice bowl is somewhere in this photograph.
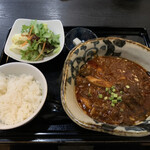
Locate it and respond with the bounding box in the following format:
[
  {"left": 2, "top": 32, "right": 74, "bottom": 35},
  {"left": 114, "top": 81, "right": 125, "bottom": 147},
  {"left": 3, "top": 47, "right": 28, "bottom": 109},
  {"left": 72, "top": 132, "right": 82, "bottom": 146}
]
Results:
[{"left": 0, "top": 62, "right": 47, "bottom": 130}]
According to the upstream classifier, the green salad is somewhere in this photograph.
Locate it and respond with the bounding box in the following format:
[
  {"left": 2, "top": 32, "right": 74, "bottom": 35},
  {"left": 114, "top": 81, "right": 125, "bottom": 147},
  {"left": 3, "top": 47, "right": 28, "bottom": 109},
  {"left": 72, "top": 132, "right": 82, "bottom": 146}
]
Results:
[{"left": 10, "top": 20, "right": 60, "bottom": 61}]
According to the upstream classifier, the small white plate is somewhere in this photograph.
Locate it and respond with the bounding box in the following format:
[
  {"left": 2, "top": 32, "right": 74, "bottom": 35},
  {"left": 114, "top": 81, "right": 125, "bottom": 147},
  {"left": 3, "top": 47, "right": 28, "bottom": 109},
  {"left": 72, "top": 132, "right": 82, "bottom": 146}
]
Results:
[{"left": 4, "top": 18, "right": 65, "bottom": 64}]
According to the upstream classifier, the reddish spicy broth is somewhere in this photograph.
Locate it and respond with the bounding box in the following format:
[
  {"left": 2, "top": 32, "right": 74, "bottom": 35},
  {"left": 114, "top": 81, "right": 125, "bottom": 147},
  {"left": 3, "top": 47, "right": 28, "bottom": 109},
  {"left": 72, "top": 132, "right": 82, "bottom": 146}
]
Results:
[{"left": 75, "top": 56, "right": 150, "bottom": 126}]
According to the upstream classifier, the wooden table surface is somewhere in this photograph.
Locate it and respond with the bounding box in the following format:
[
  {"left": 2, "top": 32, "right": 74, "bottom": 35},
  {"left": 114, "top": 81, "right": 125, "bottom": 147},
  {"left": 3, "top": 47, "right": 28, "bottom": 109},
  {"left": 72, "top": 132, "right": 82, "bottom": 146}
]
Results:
[
  {"left": 0, "top": 0, "right": 150, "bottom": 147},
  {"left": 0, "top": 0, "right": 150, "bottom": 50}
]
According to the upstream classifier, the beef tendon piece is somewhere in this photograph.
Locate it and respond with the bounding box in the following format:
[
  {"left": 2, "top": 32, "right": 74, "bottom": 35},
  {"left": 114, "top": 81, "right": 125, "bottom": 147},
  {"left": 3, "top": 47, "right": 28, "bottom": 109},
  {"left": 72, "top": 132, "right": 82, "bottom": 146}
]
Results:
[
  {"left": 86, "top": 76, "right": 112, "bottom": 88},
  {"left": 78, "top": 96, "right": 92, "bottom": 110}
]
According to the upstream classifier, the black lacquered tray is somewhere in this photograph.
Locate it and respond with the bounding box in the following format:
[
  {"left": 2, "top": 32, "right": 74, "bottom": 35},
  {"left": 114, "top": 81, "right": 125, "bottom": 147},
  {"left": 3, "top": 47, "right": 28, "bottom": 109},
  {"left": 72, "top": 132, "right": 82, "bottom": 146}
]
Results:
[{"left": 0, "top": 27, "right": 150, "bottom": 144}]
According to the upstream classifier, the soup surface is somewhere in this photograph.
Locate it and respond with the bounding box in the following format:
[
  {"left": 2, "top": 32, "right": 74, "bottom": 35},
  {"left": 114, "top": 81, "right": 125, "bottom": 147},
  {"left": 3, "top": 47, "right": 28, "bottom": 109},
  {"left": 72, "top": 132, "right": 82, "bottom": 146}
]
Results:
[{"left": 75, "top": 56, "right": 150, "bottom": 126}]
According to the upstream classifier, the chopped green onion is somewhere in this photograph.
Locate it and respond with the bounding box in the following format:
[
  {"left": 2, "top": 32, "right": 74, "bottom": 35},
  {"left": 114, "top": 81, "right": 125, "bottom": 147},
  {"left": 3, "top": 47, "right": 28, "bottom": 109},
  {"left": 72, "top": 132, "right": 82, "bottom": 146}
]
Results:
[
  {"left": 113, "top": 93, "right": 118, "bottom": 98},
  {"left": 126, "top": 85, "right": 130, "bottom": 89},
  {"left": 111, "top": 86, "right": 115, "bottom": 89},
  {"left": 110, "top": 96, "right": 114, "bottom": 100},
  {"left": 105, "top": 87, "right": 109, "bottom": 92},
  {"left": 112, "top": 88, "right": 116, "bottom": 92},
  {"left": 112, "top": 99, "right": 117, "bottom": 104},
  {"left": 117, "top": 96, "right": 122, "bottom": 101},
  {"left": 104, "top": 85, "right": 123, "bottom": 106},
  {"left": 111, "top": 103, "right": 115, "bottom": 107},
  {"left": 104, "top": 96, "right": 108, "bottom": 100},
  {"left": 111, "top": 92, "right": 115, "bottom": 95},
  {"left": 109, "top": 97, "right": 113, "bottom": 100},
  {"left": 98, "top": 94, "right": 103, "bottom": 99}
]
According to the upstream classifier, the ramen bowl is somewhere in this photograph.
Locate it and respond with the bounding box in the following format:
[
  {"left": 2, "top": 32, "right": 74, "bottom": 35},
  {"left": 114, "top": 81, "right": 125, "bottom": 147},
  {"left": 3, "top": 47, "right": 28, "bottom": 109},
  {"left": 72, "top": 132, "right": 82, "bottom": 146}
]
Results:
[{"left": 61, "top": 37, "right": 150, "bottom": 137}]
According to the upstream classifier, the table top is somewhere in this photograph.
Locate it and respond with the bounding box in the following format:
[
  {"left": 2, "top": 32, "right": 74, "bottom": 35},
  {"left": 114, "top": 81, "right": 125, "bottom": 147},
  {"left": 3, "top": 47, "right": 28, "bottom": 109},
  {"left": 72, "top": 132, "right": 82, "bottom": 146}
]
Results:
[
  {"left": 0, "top": 0, "right": 150, "bottom": 144},
  {"left": 0, "top": 0, "right": 150, "bottom": 50}
]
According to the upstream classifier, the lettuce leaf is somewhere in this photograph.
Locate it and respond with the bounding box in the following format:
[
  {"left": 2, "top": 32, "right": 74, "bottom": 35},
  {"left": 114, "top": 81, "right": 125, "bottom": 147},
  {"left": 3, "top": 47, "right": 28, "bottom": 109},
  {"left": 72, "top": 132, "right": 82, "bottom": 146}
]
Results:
[{"left": 20, "top": 20, "right": 60, "bottom": 61}]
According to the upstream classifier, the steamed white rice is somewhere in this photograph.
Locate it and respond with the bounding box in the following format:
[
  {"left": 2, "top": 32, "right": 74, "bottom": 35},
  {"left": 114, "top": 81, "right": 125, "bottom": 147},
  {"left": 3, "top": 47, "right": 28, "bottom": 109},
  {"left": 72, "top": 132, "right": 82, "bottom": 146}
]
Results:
[{"left": 0, "top": 73, "right": 42, "bottom": 125}]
